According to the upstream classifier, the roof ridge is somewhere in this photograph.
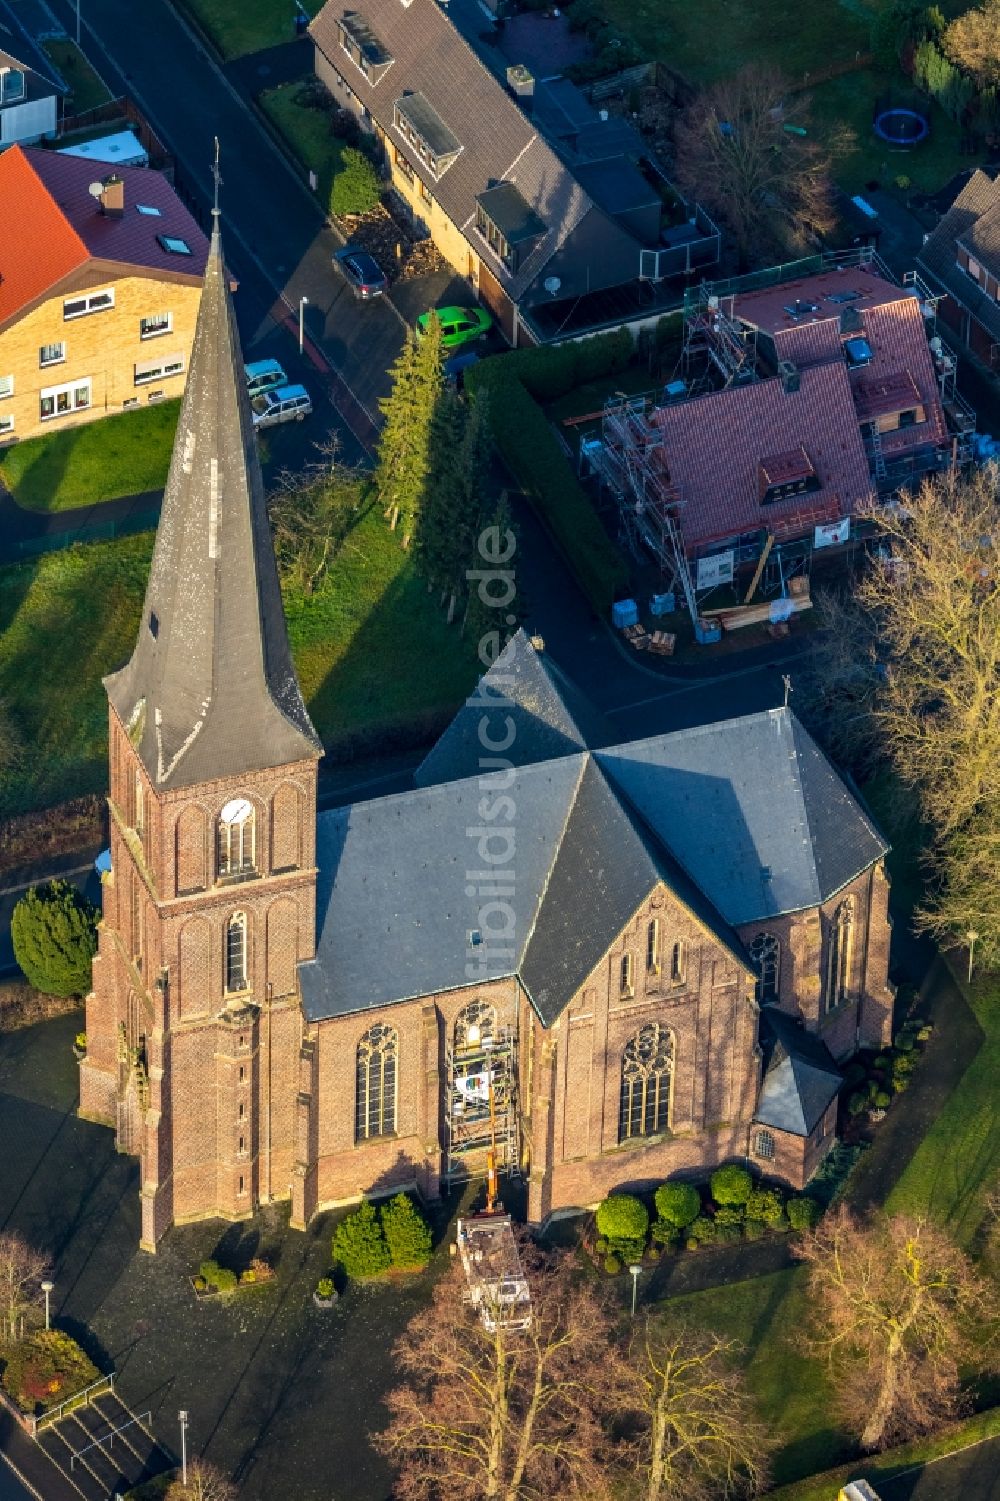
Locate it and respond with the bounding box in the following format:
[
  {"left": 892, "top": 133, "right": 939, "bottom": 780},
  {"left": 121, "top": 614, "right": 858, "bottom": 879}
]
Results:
[{"left": 516, "top": 752, "right": 591, "bottom": 971}]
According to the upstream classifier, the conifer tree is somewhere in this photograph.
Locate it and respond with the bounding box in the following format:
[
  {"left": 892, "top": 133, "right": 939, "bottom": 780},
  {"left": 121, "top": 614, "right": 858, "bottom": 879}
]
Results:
[
  {"left": 376, "top": 315, "right": 444, "bottom": 547},
  {"left": 414, "top": 391, "right": 493, "bottom": 622},
  {"left": 11, "top": 880, "right": 99, "bottom": 997},
  {"left": 462, "top": 490, "right": 522, "bottom": 649}
]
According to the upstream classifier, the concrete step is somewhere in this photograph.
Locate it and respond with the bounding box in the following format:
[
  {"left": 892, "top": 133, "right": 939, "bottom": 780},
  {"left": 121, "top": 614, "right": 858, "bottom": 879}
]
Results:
[
  {"left": 60, "top": 1411, "right": 135, "bottom": 1497},
  {"left": 91, "top": 1393, "right": 173, "bottom": 1485},
  {"left": 35, "top": 1426, "right": 104, "bottom": 1501},
  {"left": 0, "top": 1406, "right": 86, "bottom": 1501}
]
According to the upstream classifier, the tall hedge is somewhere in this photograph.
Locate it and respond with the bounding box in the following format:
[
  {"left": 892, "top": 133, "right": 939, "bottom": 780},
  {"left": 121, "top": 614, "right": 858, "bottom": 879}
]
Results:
[{"left": 466, "top": 330, "right": 631, "bottom": 615}]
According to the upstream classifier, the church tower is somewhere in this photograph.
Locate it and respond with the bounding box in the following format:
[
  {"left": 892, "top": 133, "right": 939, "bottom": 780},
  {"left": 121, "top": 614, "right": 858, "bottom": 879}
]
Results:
[{"left": 81, "top": 216, "right": 322, "bottom": 1251}]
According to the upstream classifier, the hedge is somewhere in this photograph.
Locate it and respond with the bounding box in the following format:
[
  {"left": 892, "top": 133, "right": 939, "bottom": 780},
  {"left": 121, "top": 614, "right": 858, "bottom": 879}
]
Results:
[{"left": 467, "top": 331, "right": 631, "bottom": 615}]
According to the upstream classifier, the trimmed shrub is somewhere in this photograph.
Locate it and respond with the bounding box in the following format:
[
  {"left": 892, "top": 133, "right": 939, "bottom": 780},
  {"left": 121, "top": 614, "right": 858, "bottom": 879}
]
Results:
[
  {"left": 332, "top": 1199, "right": 391, "bottom": 1278},
  {"left": 743, "top": 1218, "right": 765, "bottom": 1241},
  {"left": 199, "top": 1259, "right": 221, "bottom": 1286},
  {"left": 330, "top": 146, "right": 382, "bottom": 217},
  {"left": 786, "top": 1196, "right": 820, "bottom": 1231},
  {"left": 689, "top": 1215, "right": 717, "bottom": 1243},
  {"left": 917, "top": 1024, "right": 933, "bottom": 1041},
  {"left": 847, "top": 1090, "right": 868, "bottom": 1116},
  {"left": 745, "top": 1188, "right": 785, "bottom": 1224},
  {"left": 316, "top": 1277, "right": 334, "bottom": 1298},
  {"left": 685, "top": 1238, "right": 699, "bottom": 1251},
  {"left": 611, "top": 1237, "right": 646, "bottom": 1264},
  {"left": 874, "top": 1089, "right": 892, "bottom": 1109},
  {"left": 381, "top": 1194, "right": 433, "bottom": 1269},
  {"left": 895, "top": 1031, "right": 916, "bottom": 1052},
  {"left": 595, "top": 1194, "right": 649, "bottom": 1244},
  {"left": 594, "top": 1237, "right": 608, "bottom": 1256},
  {"left": 709, "top": 1164, "right": 753, "bottom": 1206},
  {"left": 891, "top": 1053, "right": 916, "bottom": 1077},
  {"left": 192, "top": 1275, "right": 207, "bottom": 1291},
  {"left": 893, "top": 1076, "right": 910, "bottom": 1094},
  {"left": 604, "top": 1254, "right": 622, "bottom": 1274},
  {"left": 713, "top": 1205, "right": 745, "bottom": 1227},
  {"left": 240, "top": 1269, "right": 257, "bottom": 1284},
  {"left": 1, "top": 1330, "right": 100, "bottom": 1414},
  {"left": 654, "top": 1180, "right": 701, "bottom": 1229},
  {"left": 714, "top": 1223, "right": 743, "bottom": 1244},
  {"left": 651, "top": 1219, "right": 679, "bottom": 1247},
  {"left": 214, "top": 1268, "right": 237, "bottom": 1293},
  {"left": 11, "top": 879, "right": 99, "bottom": 997},
  {"left": 873, "top": 1054, "right": 890, "bottom": 1070}
]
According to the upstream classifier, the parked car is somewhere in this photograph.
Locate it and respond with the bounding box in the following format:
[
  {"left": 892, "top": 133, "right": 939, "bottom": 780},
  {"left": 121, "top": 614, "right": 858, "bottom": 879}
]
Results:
[
  {"left": 335, "top": 247, "right": 388, "bottom": 300},
  {"left": 251, "top": 384, "right": 313, "bottom": 429},
  {"left": 245, "top": 359, "right": 287, "bottom": 397},
  {"left": 444, "top": 350, "right": 481, "bottom": 390},
  {"left": 417, "top": 304, "right": 493, "bottom": 349}
]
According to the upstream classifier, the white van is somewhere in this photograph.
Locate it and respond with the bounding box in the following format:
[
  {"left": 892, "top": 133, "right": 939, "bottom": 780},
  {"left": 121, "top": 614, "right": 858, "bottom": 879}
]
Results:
[{"left": 251, "top": 384, "right": 312, "bottom": 429}]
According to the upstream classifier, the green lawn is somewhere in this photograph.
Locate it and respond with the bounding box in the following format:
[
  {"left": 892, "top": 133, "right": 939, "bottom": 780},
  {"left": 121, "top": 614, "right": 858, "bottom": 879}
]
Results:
[
  {"left": 0, "top": 402, "right": 180, "bottom": 513},
  {"left": 259, "top": 82, "right": 349, "bottom": 219},
  {"left": 0, "top": 505, "right": 476, "bottom": 816},
  {"left": 181, "top": 0, "right": 325, "bottom": 60},
  {"left": 886, "top": 968, "right": 1000, "bottom": 1244},
  {"left": 41, "top": 38, "right": 112, "bottom": 113},
  {"left": 663, "top": 1267, "right": 853, "bottom": 1487}
]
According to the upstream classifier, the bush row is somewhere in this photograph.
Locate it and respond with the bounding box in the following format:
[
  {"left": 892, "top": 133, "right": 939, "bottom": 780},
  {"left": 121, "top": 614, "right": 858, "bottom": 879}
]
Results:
[
  {"left": 842, "top": 1018, "right": 932, "bottom": 1120},
  {"left": 467, "top": 332, "right": 632, "bottom": 615},
  {"left": 332, "top": 1194, "right": 433, "bottom": 1279}
]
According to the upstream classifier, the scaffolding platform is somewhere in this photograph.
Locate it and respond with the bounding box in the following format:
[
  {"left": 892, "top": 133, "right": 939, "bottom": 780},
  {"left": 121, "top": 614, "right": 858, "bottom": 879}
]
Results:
[
  {"left": 456, "top": 1213, "right": 532, "bottom": 1332},
  {"left": 444, "top": 1022, "right": 518, "bottom": 1182}
]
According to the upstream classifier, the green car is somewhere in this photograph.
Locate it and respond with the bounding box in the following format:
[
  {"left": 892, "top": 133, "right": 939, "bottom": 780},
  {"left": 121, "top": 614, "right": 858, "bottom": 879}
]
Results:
[{"left": 416, "top": 304, "right": 493, "bottom": 349}]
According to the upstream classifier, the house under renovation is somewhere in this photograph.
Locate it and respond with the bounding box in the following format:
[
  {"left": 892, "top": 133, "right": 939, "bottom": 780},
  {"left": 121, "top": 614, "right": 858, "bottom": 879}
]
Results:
[{"left": 583, "top": 248, "right": 976, "bottom": 622}]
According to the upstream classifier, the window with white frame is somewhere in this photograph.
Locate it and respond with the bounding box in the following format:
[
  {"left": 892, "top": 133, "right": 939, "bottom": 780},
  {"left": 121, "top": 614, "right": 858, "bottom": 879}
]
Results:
[
  {"left": 135, "top": 353, "right": 184, "bottom": 386},
  {"left": 0, "top": 414, "right": 13, "bottom": 436},
  {"left": 157, "top": 234, "right": 192, "bottom": 256},
  {"left": 39, "top": 342, "right": 66, "bottom": 368},
  {"left": 140, "top": 312, "right": 172, "bottom": 339},
  {"left": 63, "top": 289, "right": 114, "bottom": 320},
  {"left": 136, "top": 204, "right": 162, "bottom": 216},
  {"left": 754, "top": 1129, "right": 776, "bottom": 1161},
  {"left": 0, "top": 375, "right": 13, "bottom": 399},
  {"left": 225, "top": 912, "right": 248, "bottom": 993},
  {"left": 966, "top": 255, "right": 983, "bottom": 284},
  {"left": 40, "top": 378, "right": 91, "bottom": 421},
  {"left": 218, "top": 797, "right": 255, "bottom": 877}
]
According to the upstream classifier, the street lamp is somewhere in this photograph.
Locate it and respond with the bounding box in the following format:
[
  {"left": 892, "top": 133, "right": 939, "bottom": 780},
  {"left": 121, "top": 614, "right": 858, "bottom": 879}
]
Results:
[
  {"left": 178, "top": 1410, "right": 189, "bottom": 1486},
  {"left": 628, "top": 1262, "right": 642, "bottom": 1318},
  {"left": 76, "top": 0, "right": 81, "bottom": 45},
  {"left": 298, "top": 295, "right": 309, "bottom": 357},
  {"left": 40, "top": 1280, "right": 54, "bottom": 1331}
]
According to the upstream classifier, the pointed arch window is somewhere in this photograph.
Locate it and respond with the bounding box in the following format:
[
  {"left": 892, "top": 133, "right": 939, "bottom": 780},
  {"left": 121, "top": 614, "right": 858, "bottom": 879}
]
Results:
[
  {"left": 670, "top": 940, "right": 686, "bottom": 986},
  {"left": 646, "top": 919, "right": 660, "bottom": 975},
  {"left": 356, "top": 1024, "right": 398, "bottom": 1141},
  {"left": 825, "top": 897, "right": 855, "bottom": 1011},
  {"left": 226, "top": 912, "right": 248, "bottom": 994},
  {"left": 749, "top": 932, "right": 781, "bottom": 1006},
  {"left": 620, "top": 951, "right": 634, "bottom": 998},
  {"left": 218, "top": 797, "right": 255, "bottom": 878},
  {"left": 134, "top": 772, "right": 145, "bottom": 839},
  {"left": 455, "top": 998, "right": 496, "bottom": 1054},
  {"left": 619, "top": 1023, "right": 673, "bottom": 1141}
]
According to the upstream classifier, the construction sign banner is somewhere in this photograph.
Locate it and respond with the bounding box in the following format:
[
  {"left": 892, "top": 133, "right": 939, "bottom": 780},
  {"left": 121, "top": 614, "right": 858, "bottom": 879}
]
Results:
[
  {"left": 696, "top": 551, "right": 735, "bottom": 589},
  {"left": 814, "top": 518, "right": 850, "bottom": 548},
  {"left": 454, "top": 1070, "right": 491, "bottom": 1104}
]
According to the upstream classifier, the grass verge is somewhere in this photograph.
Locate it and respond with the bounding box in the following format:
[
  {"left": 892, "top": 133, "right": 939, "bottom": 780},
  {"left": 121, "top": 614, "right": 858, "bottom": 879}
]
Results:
[
  {"left": 259, "top": 82, "right": 349, "bottom": 219},
  {"left": 0, "top": 506, "right": 476, "bottom": 816},
  {"left": 0, "top": 402, "right": 180, "bottom": 513},
  {"left": 41, "top": 38, "right": 112, "bottom": 113},
  {"left": 181, "top": 0, "right": 324, "bottom": 59}
]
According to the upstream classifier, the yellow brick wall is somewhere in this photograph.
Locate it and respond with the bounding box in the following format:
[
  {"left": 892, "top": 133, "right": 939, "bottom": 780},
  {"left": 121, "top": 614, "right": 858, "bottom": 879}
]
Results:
[
  {"left": 0, "top": 269, "right": 202, "bottom": 442},
  {"left": 385, "top": 150, "right": 477, "bottom": 282}
]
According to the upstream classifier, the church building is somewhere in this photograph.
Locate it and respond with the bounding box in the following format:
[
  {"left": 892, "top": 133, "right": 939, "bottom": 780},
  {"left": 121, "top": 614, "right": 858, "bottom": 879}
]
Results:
[{"left": 80, "top": 220, "right": 895, "bottom": 1250}]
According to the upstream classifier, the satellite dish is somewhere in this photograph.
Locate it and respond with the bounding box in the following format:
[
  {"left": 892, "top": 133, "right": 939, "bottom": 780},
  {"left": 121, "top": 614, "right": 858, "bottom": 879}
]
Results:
[
  {"left": 544, "top": 276, "right": 561, "bottom": 296},
  {"left": 88, "top": 182, "right": 104, "bottom": 199}
]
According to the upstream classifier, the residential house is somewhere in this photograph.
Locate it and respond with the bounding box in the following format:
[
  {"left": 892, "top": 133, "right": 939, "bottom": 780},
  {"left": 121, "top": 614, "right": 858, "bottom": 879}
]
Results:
[
  {"left": 0, "top": 145, "right": 208, "bottom": 443},
  {"left": 0, "top": 0, "right": 66, "bottom": 147},
  {"left": 81, "top": 224, "right": 894, "bottom": 1248},
  {"left": 309, "top": 0, "right": 715, "bottom": 345},
  {"left": 917, "top": 167, "right": 1000, "bottom": 369}
]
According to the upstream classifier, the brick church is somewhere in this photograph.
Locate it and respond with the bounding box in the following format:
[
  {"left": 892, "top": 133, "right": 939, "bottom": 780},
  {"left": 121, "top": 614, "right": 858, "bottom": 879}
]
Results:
[{"left": 80, "top": 221, "right": 895, "bottom": 1251}]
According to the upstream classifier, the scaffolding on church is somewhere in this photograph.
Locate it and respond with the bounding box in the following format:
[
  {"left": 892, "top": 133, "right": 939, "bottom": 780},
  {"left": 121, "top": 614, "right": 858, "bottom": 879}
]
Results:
[{"left": 443, "top": 1023, "right": 519, "bottom": 1184}]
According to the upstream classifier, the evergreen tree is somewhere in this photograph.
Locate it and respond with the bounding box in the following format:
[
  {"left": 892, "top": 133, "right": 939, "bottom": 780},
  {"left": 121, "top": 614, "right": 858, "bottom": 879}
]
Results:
[
  {"left": 375, "top": 316, "right": 444, "bottom": 547},
  {"left": 332, "top": 1199, "right": 391, "bottom": 1278},
  {"left": 462, "top": 490, "right": 523, "bottom": 647},
  {"left": 381, "top": 1194, "right": 433, "bottom": 1269},
  {"left": 414, "top": 391, "right": 493, "bottom": 621},
  {"left": 11, "top": 880, "right": 99, "bottom": 997}
]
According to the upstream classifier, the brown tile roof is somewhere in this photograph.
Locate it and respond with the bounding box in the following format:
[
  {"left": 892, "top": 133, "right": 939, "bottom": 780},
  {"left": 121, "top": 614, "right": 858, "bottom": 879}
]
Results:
[
  {"left": 652, "top": 361, "right": 873, "bottom": 551},
  {"left": 734, "top": 265, "right": 902, "bottom": 340},
  {"left": 853, "top": 298, "right": 947, "bottom": 455},
  {"left": 917, "top": 169, "right": 1000, "bottom": 346},
  {"left": 310, "top": 0, "right": 602, "bottom": 299},
  {"left": 0, "top": 145, "right": 207, "bottom": 329},
  {"left": 853, "top": 369, "right": 923, "bottom": 421}
]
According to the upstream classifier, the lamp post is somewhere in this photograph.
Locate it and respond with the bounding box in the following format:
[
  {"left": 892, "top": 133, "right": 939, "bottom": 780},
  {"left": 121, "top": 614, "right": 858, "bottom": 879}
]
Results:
[
  {"left": 967, "top": 930, "right": 980, "bottom": 985},
  {"left": 628, "top": 1262, "right": 642, "bottom": 1318},
  {"left": 40, "top": 1280, "right": 54, "bottom": 1331},
  {"left": 76, "top": 0, "right": 81, "bottom": 45},
  {"left": 178, "top": 1410, "right": 189, "bottom": 1486},
  {"left": 298, "top": 295, "right": 309, "bottom": 357}
]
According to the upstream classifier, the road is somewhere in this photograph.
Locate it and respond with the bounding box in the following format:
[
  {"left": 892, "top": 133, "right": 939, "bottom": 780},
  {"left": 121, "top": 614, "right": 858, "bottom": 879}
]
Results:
[{"left": 878, "top": 1434, "right": 1000, "bottom": 1500}]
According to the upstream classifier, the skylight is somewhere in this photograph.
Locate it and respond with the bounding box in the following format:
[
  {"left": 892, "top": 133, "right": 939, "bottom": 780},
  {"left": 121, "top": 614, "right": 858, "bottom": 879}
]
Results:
[
  {"left": 844, "top": 336, "right": 873, "bottom": 368},
  {"left": 136, "top": 204, "right": 162, "bottom": 216},
  {"left": 158, "top": 235, "right": 192, "bottom": 256}
]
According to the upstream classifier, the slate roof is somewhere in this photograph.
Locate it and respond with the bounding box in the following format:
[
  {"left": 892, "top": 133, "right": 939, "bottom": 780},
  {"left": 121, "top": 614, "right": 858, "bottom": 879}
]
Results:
[
  {"left": 105, "top": 221, "right": 321, "bottom": 788},
  {"left": 754, "top": 1007, "right": 842, "bottom": 1136},
  {"left": 596, "top": 708, "right": 888, "bottom": 926},
  {"left": 414, "top": 629, "right": 613, "bottom": 788},
  {"left": 310, "top": 0, "right": 629, "bottom": 300},
  {"left": 0, "top": 145, "right": 207, "bottom": 329},
  {"left": 917, "top": 168, "right": 1000, "bottom": 346},
  {"left": 651, "top": 361, "right": 873, "bottom": 550}
]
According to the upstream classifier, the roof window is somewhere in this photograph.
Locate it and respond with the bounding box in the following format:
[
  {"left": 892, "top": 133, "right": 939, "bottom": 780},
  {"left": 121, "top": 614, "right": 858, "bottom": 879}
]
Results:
[
  {"left": 844, "top": 336, "right": 873, "bottom": 367},
  {"left": 393, "top": 93, "right": 461, "bottom": 179},
  {"left": 136, "top": 203, "right": 162, "bottom": 216},
  {"left": 158, "top": 235, "right": 192, "bottom": 256},
  {"left": 782, "top": 299, "right": 821, "bottom": 320}
]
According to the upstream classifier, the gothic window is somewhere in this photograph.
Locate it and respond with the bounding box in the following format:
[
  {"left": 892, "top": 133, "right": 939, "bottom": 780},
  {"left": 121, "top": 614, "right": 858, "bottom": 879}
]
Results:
[
  {"left": 670, "top": 940, "right": 686, "bottom": 985},
  {"left": 134, "top": 772, "right": 145, "bottom": 839},
  {"left": 218, "top": 797, "right": 255, "bottom": 878},
  {"left": 226, "top": 912, "right": 248, "bottom": 994},
  {"left": 455, "top": 999, "right": 496, "bottom": 1053},
  {"left": 620, "top": 952, "right": 634, "bottom": 998},
  {"left": 646, "top": 919, "right": 660, "bottom": 974},
  {"left": 754, "top": 1129, "right": 775, "bottom": 1161},
  {"left": 749, "top": 932, "right": 780, "bottom": 1006},
  {"left": 825, "top": 897, "right": 855, "bottom": 1011},
  {"left": 356, "top": 1024, "right": 398, "bottom": 1141},
  {"left": 619, "top": 1023, "right": 673, "bottom": 1142}
]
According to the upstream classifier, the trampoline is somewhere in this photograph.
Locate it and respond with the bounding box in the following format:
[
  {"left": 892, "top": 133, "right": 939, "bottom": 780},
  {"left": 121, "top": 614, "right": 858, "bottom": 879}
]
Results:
[{"left": 873, "top": 107, "right": 930, "bottom": 146}]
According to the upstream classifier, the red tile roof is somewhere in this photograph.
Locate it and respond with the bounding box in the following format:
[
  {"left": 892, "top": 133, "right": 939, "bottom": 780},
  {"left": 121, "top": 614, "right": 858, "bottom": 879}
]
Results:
[
  {"left": 853, "top": 369, "right": 923, "bottom": 422},
  {"left": 734, "top": 265, "right": 902, "bottom": 341},
  {"left": 0, "top": 145, "right": 208, "bottom": 328},
  {"left": 851, "top": 298, "right": 947, "bottom": 456},
  {"left": 652, "top": 361, "right": 873, "bottom": 551}
]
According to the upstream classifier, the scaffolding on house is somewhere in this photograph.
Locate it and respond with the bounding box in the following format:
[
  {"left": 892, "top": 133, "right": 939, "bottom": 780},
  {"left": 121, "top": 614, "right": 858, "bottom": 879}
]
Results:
[
  {"left": 443, "top": 1025, "right": 519, "bottom": 1185},
  {"left": 681, "top": 288, "right": 758, "bottom": 393}
]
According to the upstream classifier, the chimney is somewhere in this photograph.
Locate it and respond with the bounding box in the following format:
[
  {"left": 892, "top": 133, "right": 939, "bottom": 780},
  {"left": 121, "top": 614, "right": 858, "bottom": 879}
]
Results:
[
  {"left": 778, "top": 359, "right": 800, "bottom": 394},
  {"left": 99, "top": 173, "right": 125, "bottom": 217}
]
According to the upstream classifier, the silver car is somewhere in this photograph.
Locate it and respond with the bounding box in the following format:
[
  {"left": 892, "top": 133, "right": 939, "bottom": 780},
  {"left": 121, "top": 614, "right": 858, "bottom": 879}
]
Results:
[{"left": 251, "top": 384, "right": 312, "bottom": 429}]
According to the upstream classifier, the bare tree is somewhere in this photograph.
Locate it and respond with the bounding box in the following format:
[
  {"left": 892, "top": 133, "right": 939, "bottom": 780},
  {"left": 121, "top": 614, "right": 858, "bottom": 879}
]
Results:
[
  {"left": 672, "top": 66, "right": 847, "bottom": 270},
  {"left": 0, "top": 1231, "right": 47, "bottom": 1340},
  {"left": 165, "top": 1459, "right": 237, "bottom": 1501},
  {"left": 625, "top": 1322, "right": 770, "bottom": 1501},
  {"left": 374, "top": 1249, "right": 628, "bottom": 1501},
  {"left": 796, "top": 1206, "right": 993, "bottom": 1451},
  {"left": 269, "top": 439, "right": 363, "bottom": 597}
]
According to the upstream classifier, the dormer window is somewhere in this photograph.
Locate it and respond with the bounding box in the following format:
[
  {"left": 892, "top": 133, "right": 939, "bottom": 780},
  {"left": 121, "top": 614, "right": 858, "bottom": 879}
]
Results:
[
  {"left": 218, "top": 797, "right": 255, "bottom": 878},
  {"left": 393, "top": 93, "right": 461, "bottom": 180},
  {"left": 0, "top": 68, "right": 25, "bottom": 105},
  {"left": 475, "top": 183, "right": 547, "bottom": 275},
  {"left": 337, "top": 12, "right": 393, "bottom": 84},
  {"left": 758, "top": 447, "right": 820, "bottom": 506}
]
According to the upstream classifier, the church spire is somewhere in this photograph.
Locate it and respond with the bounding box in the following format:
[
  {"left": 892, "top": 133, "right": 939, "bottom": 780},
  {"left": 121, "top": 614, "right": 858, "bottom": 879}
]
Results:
[{"left": 105, "top": 216, "right": 321, "bottom": 787}]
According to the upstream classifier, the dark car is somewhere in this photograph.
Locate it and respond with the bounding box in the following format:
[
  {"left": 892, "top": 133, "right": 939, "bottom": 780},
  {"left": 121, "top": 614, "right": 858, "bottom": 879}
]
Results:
[{"left": 335, "top": 247, "right": 388, "bottom": 300}]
